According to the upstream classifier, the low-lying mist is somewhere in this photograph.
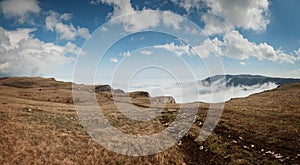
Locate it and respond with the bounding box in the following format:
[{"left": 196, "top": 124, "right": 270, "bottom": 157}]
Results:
[{"left": 110, "top": 78, "right": 278, "bottom": 103}]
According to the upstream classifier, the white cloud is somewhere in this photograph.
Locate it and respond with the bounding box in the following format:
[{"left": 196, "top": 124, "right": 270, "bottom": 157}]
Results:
[
  {"left": 100, "top": 26, "right": 108, "bottom": 31},
  {"left": 96, "top": 0, "right": 297, "bottom": 64},
  {"left": 60, "top": 13, "right": 72, "bottom": 21},
  {"left": 154, "top": 42, "right": 191, "bottom": 56},
  {"left": 99, "top": 0, "right": 184, "bottom": 32},
  {"left": 45, "top": 11, "right": 90, "bottom": 40},
  {"left": 153, "top": 30, "right": 298, "bottom": 63},
  {"left": 222, "top": 30, "right": 255, "bottom": 60},
  {"left": 89, "top": 0, "right": 99, "bottom": 5},
  {"left": 110, "top": 57, "right": 119, "bottom": 63},
  {"left": 162, "top": 11, "right": 184, "bottom": 30},
  {"left": 140, "top": 50, "right": 152, "bottom": 56},
  {"left": 171, "top": 0, "right": 203, "bottom": 12},
  {"left": 125, "top": 77, "right": 278, "bottom": 103},
  {"left": 130, "top": 36, "right": 144, "bottom": 41},
  {"left": 200, "top": 30, "right": 298, "bottom": 63},
  {"left": 240, "top": 62, "right": 246, "bottom": 66},
  {"left": 54, "top": 23, "right": 77, "bottom": 40},
  {"left": 191, "top": 38, "right": 223, "bottom": 58},
  {"left": 296, "top": 48, "right": 300, "bottom": 55},
  {"left": 0, "top": 0, "right": 40, "bottom": 23},
  {"left": 202, "top": 0, "right": 270, "bottom": 35},
  {"left": 295, "top": 48, "right": 300, "bottom": 60},
  {"left": 102, "top": 0, "right": 135, "bottom": 19},
  {"left": 77, "top": 26, "right": 91, "bottom": 40},
  {"left": 0, "top": 27, "right": 83, "bottom": 76},
  {"left": 171, "top": 0, "right": 296, "bottom": 64},
  {"left": 201, "top": 14, "right": 233, "bottom": 36},
  {"left": 172, "top": 0, "right": 270, "bottom": 35},
  {"left": 153, "top": 38, "right": 223, "bottom": 58},
  {"left": 120, "top": 51, "right": 131, "bottom": 57},
  {"left": 123, "top": 10, "right": 161, "bottom": 32},
  {"left": 222, "top": 30, "right": 297, "bottom": 63}
]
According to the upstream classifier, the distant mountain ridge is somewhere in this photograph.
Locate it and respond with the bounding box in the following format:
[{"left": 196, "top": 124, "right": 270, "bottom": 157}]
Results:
[{"left": 202, "top": 74, "right": 300, "bottom": 87}]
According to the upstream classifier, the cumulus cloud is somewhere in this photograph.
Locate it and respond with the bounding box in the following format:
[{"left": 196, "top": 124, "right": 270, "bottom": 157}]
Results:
[
  {"left": 192, "top": 30, "right": 297, "bottom": 63},
  {"left": 220, "top": 30, "right": 297, "bottom": 63},
  {"left": 95, "top": 1, "right": 159, "bottom": 32},
  {"left": 153, "top": 30, "right": 298, "bottom": 63},
  {"left": 153, "top": 38, "right": 223, "bottom": 58},
  {"left": 120, "top": 10, "right": 161, "bottom": 32},
  {"left": 0, "top": 27, "right": 83, "bottom": 76},
  {"left": 110, "top": 57, "right": 119, "bottom": 63},
  {"left": 97, "top": 0, "right": 184, "bottom": 32},
  {"left": 140, "top": 50, "right": 152, "bottom": 56},
  {"left": 102, "top": 0, "right": 135, "bottom": 18},
  {"left": 191, "top": 38, "right": 223, "bottom": 58},
  {"left": 201, "top": 14, "right": 234, "bottom": 36},
  {"left": 45, "top": 11, "right": 90, "bottom": 40},
  {"left": 172, "top": 0, "right": 270, "bottom": 35},
  {"left": 0, "top": 0, "right": 40, "bottom": 23},
  {"left": 154, "top": 43, "right": 191, "bottom": 57},
  {"left": 202, "top": 0, "right": 270, "bottom": 35},
  {"left": 94, "top": 0, "right": 298, "bottom": 64}
]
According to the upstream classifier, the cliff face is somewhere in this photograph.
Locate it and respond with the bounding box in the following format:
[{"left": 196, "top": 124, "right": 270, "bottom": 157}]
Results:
[{"left": 0, "top": 77, "right": 299, "bottom": 164}]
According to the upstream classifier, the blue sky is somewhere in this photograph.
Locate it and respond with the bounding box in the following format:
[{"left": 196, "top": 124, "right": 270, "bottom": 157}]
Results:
[{"left": 0, "top": 0, "right": 300, "bottom": 83}]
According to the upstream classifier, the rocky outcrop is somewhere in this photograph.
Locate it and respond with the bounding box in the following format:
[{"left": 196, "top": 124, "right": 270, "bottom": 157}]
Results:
[
  {"left": 128, "top": 91, "right": 150, "bottom": 98},
  {"left": 152, "top": 96, "right": 176, "bottom": 104},
  {"left": 95, "top": 85, "right": 112, "bottom": 92}
]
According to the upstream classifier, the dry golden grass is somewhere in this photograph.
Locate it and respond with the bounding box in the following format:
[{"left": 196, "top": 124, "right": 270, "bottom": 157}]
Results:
[{"left": 0, "top": 77, "right": 299, "bottom": 164}]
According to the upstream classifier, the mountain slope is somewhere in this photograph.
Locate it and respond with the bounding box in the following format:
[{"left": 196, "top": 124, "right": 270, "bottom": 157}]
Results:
[{"left": 202, "top": 74, "right": 300, "bottom": 87}]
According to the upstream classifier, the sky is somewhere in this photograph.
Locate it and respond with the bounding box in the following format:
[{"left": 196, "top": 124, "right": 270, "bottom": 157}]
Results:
[{"left": 1, "top": 0, "right": 300, "bottom": 84}]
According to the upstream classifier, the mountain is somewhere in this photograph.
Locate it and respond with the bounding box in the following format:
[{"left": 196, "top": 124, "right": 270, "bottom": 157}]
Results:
[
  {"left": 201, "top": 74, "right": 300, "bottom": 87},
  {"left": 191, "top": 74, "right": 300, "bottom": 103}
]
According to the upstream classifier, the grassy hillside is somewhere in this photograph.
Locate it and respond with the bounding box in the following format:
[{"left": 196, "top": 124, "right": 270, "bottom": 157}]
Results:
[{"left": 0, "top": 77, "right": 299, "bottom": 164}]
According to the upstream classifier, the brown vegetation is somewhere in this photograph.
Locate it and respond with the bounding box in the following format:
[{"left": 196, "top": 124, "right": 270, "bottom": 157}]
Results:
[{"left": 0, "top": 77, "right": 299, "bottom": 164}]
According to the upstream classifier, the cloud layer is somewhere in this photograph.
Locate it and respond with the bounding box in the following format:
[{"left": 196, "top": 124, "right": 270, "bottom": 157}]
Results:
[{"left": 115, "top": 78, "right": 278, "bottom": 103}]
